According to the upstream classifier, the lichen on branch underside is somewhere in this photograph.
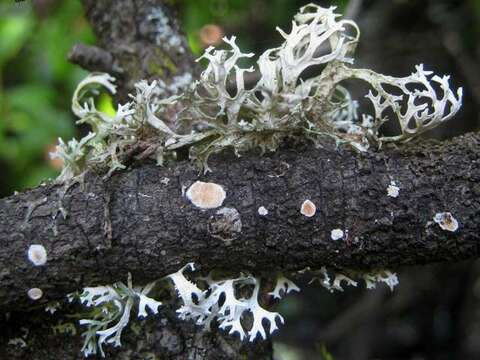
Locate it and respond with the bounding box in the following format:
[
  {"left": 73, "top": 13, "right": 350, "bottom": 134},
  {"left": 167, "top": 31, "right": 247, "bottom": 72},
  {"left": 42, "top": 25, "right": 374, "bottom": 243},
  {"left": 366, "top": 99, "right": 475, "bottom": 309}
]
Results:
[
  {"left": 71, "top": 265, "right": 396, "bottom": 357},
  {"left": 42, "top": 4, "right": 441, "bottom": 356},
  {"left": 51, "top": 3, "right": 463, "bottom": 180}
]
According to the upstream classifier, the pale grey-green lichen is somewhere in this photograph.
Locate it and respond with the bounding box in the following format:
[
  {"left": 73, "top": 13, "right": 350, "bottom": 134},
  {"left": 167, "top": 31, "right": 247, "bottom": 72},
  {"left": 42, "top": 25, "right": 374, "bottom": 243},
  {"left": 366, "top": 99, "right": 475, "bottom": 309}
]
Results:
[
  {"left": 75, "top": 275, "right": 161, "bottom": 357},
  {"left": 168, "top": 263, "right": 289, "bottom": 341},
  {"left": 53, "top": 3, "right": 446, "bottom": 356},
  {"left": 72, "top": 261, "right": 394, "bottom": 357},
  {"left": 52, "top": 4, "right": 463, "bottom": 179},
  {"left": 312, "top": 267, "right": 399, "bottom": 292},
  {"left": 73, "top": 264, "right": 299, "bottom": 357}
]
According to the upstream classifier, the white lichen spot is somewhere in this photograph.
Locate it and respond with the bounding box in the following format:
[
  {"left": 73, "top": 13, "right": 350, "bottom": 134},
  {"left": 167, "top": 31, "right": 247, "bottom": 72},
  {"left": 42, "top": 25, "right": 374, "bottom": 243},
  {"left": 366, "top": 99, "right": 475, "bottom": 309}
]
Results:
[
  {"left": 27, "top": 244, "right": 47, "bottom": 266},
  {"left": 186, "top": 181, "right": 226, "bottom": 209},
  {"left": 330, "top": 229, "right": 344, "bottom": 241},
  {"left": 160, "top": 177, "right": 170, "bottom": 185},
  {"left": 160, "top": 250, "right": 167, "bottom": 256},
  {"left": 387, "top": 181, "right": 400, "bottom": 198},
  {"left": 433, "top": 212, "right": 459, "bottom": 232},
  {"left": 300, "top": 200, "right": 316, "bottom": 217},
  {"left": 258, "top": 206, "right": 269, "bottom": 216},
  {"left": 28, "top": 288, "right": 43, "bottom": 301}
]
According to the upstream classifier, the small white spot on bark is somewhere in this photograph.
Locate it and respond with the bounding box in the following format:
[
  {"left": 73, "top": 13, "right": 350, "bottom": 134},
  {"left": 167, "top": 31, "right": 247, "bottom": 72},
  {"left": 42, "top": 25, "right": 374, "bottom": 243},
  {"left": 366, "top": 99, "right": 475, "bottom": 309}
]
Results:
[
  {"left": 300, "top": 200, "right": 316, "bottom": 217},
  {"left": 331, "top": 229, "right": 344, "bottom": 241},
  {"left": 387, "top": 181, "right": 400, "bottom": 198},
  {"left": 433, "top": 212, "right": 459, "bottom": 232},
  {"left": 160, "top": 177, "right": 170, "bottom": 185},
  {"left": 186, "top": 181, "right": 226, "bottom": 209},
  {"left": 27, "top": 288, "right": 43, "bottom": 300},
  {"left": 258, "top": 206, "right": 269, "bottom": 216},
  {"left": 160, "top": 250, "right": 167, "bottom": 256},
  {"left": 27, "top": 244, "right": 47, "bottom": 266}
]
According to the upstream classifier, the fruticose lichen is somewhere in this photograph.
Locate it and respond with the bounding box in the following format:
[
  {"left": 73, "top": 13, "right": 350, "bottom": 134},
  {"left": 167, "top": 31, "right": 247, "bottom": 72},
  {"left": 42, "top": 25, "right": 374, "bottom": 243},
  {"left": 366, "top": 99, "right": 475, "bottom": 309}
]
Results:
[
  {"left": 73, "top": 275, "right": 161, "bottom": 357},
  {"left": 50, "top": 3, "right": 447, "bottom": 356},
  {"left": 52, "top": 3, "right": 462, "bottom": 179},
  {"left": 70, "top": 263, "right": 397, "bottom": 357},
  {"left": 312, "top": 267, "right": 399, "bottom": 292}
]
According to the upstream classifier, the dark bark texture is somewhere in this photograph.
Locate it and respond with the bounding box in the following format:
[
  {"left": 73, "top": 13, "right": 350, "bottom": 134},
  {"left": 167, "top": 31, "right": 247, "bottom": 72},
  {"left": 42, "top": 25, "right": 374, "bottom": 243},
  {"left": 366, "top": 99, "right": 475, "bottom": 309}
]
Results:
[
  {"left": 1, "top": 133, "right": 480, "bottom": 312},
  {"left": 1, "top": 1, "right": 479, "bottom": 359},
  {"left": 1, "top": 1, "right": 265, "bottom": 359},
  {"left": 71, "top": 0, "right": 198, "bottom": 102}
]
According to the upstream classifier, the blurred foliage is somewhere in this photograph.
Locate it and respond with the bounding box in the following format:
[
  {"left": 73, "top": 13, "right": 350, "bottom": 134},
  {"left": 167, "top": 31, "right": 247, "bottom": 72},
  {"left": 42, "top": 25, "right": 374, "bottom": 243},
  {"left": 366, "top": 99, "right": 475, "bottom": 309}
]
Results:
[
  {"left": 319, "top": 345, "right": 335, "bottom": 360},
  {"left": 0, "top": 0, "right": 93, "bottom": 195}
]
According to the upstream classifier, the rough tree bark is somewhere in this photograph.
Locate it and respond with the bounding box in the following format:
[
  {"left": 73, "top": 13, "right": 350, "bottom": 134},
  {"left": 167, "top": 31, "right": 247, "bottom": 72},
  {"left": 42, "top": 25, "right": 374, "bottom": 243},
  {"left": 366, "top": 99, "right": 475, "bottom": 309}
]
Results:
[
  {"left": 1, "top": 133, "right": 480, "bottom": 358},
  {"left": 69, "top": 0, "right": 198, "bottom": 102},
  {"left": 2, "top": 133, "right": 480, "bottom": 312},
  {"left": 1, "top": 1, "right": 480, "bottom": 359},
  {"left": 1, "top": 1, "right": 265, "bottom": 359}
]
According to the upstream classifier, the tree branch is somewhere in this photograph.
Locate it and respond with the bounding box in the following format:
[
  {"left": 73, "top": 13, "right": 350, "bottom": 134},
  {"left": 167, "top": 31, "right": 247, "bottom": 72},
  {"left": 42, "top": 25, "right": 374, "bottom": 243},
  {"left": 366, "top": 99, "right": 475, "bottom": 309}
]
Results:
[
  {"left": 1, "top": 133, "right": 479, "bottom": 312},
  {"left": 3, "top": 1, "right": 475, "bottom": 358},
  {"left": 0, "top": 307, "right": 271, "bottom": 359},
  {"left": 0, "top": 0, "right": 272, "bottom": 360},
  {"left": 68, "top": 43, "right": 118, "bottom": 75},
  {"left": 72, "top": 0, "right": 198, "bottom": 102}
]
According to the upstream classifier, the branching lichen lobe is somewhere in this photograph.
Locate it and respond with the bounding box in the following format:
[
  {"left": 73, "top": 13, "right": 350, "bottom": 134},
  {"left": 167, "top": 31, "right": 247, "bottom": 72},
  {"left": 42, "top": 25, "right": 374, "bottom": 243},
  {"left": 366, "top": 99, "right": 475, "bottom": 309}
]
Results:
[
  {"left": 53, "top": 4, "right": 463, "bottom": 180},
  {"left": 2, "top": 3, "right": 471, "bottom": 358}
]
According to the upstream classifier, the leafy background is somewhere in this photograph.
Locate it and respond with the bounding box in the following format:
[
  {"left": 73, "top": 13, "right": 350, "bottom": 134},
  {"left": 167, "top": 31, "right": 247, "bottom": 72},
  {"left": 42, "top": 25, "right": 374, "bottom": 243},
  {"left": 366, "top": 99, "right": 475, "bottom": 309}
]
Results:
[{"left": 1, "top": 1, "right": 480, "bottom": 359}]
